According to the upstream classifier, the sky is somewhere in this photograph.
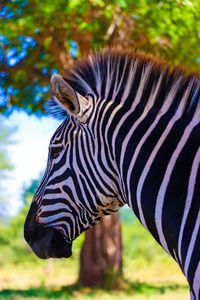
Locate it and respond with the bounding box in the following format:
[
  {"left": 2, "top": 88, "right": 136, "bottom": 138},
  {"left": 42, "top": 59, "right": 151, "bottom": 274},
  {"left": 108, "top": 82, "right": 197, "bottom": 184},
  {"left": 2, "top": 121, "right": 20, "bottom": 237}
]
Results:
[{"left": 2, "top": 111, "right": 60, "bottom": 215}]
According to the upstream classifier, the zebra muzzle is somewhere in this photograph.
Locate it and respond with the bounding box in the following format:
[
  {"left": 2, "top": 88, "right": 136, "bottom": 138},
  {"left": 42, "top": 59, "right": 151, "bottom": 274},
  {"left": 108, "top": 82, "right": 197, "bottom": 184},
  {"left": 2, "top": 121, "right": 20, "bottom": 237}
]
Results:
[{"left": 24, "top": 203, "right": 72, "bottom": 259}]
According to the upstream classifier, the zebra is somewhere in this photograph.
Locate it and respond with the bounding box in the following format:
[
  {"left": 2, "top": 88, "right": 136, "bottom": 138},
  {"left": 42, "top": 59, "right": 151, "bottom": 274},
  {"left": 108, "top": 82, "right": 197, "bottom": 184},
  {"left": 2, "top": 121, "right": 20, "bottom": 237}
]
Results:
[{"left": 24, "top": 49, "right": 200, "bottom": 299}]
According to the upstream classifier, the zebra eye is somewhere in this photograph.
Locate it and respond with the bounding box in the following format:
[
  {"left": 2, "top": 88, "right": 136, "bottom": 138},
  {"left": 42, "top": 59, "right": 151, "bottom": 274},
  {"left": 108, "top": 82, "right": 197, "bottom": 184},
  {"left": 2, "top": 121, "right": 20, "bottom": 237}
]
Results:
[{"left": 50, "top": 146, "right": 63, "bottom": 160}]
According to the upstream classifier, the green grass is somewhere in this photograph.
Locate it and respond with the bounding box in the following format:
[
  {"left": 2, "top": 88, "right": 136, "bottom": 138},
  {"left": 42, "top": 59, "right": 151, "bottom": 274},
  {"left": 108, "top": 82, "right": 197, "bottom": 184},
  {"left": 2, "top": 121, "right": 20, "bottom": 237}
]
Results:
[
  {"left": 0, "top": 208, "right": 190, "bottom": 299},
  {"left": 0, "top": 282, "right": 189, "bottom": 300}
]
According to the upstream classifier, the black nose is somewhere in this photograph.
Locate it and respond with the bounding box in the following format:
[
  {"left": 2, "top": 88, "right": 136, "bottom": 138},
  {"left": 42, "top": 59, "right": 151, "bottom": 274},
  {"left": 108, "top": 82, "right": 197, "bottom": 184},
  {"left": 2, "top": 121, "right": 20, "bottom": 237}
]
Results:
[
  {"left": 24, "top": 222, "right": 72, "bottom": 259},
  {"left": 24, "top": 203, "right": 72, "bottom": 259}
]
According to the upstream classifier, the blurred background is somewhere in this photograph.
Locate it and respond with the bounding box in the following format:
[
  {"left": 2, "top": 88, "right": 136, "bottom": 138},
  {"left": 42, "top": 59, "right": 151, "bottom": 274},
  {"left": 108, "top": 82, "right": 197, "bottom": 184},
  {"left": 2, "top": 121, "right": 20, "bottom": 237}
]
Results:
[{"left": 0, "top": 0, "right": 200, "bottom": 299}]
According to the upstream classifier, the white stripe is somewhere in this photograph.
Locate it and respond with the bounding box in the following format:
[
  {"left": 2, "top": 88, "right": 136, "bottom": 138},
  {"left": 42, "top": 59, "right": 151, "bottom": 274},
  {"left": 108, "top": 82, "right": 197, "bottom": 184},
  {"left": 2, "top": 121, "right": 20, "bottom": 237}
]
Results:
[
  {"left": 97, "top": 100, "right": 123, "bottom": 192},
  {"left": 51, "top": 219, "right": 80, "bottom": 241},
  {"left": 178, "top": 147, "right": 200, "bottom": 267},
  {"left": 192, "top": 260, "right": 200, "bottom": 297},
  {"left": 39, "top": 202, "right": 70, "bottom": 212},
  {"left": 173, "top": 248, "right": 179, "bottom": 263},
  {"left": 111, "top": 64, "right": 154, "bottom": 172},
  {"left": 153, "top": 80, "right": 198, "bottom": 250},
  {"left": 73, "top": 130, "right": 103, "bottom": 213},
  {"left": 90, "top": 54, "right": 101, "bottom": 96},
  {"left": 39, "top": 211, "right": 73, "bottom": 223},
  {"left": 47, "top": 163, "right": 66, "bottom": 181},
  {"left": 155, "top": 118, "right": 199, "bottom": 254},
  {"left": 184, "top": 208, "right": 200, "bottom": 277},
  {"left": 125, "top": 73, "right": 164, "bottom": 205},
  {"left": 121, "top": 60, "right": 136, "bottom": 102},
  {"left": 43, "top": 214, "right": 78, "bottom": 240},
  {"left": 47, "top": 223, "right": 71, "bottom": 239},
  {"left": 131, "top": 64, "right": 152, "bottom": 109},
  {"left": 111, "top": 58, "right": 121, "bottom": 101},
  {"left": 71, "top": 70, "right": 93, "bottom": 95},
  {"left": 104, "top": 102, "right": 122, "bottom": 163},
  {"left": 87, "top": 100, "right": 119, "bottom": 195},
  {"left": 135, "top": 79, "right": 183, "bottom": 229},
  {"left": 104, "top": 54, "right": 111, "bottom": 99},
  {"left": 112, "top": 57, "right": 129, "bottom": 99},
  {"left": 190, "top": 291, "right": 195, "bottom": 300}
]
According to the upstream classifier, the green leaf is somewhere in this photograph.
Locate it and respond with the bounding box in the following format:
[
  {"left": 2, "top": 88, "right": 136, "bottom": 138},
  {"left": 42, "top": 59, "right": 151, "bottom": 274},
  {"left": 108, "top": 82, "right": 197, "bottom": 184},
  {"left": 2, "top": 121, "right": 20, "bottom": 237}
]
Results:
[{"left": 44, "top": 36, "right": 53, "bottom": 50}]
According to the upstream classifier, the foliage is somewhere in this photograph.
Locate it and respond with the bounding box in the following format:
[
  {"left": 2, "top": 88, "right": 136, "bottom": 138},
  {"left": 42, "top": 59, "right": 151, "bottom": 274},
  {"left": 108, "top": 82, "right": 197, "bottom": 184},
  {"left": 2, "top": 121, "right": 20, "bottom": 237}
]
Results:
[
  {"left": 0, "top": 121, "right": 13, "bottom": 218},
  {"left": 0, "top": 122, "right": 13, "bottom": 179},
  {"left": 0, "top": 0, "right": 200, "bottom": 115}
]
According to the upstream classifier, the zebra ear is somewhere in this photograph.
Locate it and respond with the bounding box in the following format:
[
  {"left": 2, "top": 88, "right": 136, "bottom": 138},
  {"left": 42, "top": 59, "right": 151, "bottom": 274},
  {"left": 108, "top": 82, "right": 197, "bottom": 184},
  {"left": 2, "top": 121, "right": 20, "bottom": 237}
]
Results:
[{"left": 50, "top": 74, "right": 91, "bottom": 122}]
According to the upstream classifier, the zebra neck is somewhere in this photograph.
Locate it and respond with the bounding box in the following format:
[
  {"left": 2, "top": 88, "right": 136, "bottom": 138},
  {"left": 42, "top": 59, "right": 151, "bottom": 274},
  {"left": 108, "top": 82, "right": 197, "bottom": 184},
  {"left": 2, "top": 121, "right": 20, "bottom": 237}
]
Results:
[{"left": 105, "top": 81, "right": 200, "bottom": 269}]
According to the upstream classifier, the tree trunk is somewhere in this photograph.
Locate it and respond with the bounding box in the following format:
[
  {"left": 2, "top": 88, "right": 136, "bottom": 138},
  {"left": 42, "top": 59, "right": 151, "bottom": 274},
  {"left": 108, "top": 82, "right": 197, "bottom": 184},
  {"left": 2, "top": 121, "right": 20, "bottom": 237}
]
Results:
[{"left": 79, "top": 211, "right": 123, "bottom": 289}]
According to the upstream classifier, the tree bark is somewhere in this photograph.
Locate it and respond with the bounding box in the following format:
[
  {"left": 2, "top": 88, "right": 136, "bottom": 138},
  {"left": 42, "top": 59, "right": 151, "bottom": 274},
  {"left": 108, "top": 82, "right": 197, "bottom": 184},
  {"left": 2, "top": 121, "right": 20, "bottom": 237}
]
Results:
[{"left": 79, "top": 211, "right": 123, "bottom": 289}]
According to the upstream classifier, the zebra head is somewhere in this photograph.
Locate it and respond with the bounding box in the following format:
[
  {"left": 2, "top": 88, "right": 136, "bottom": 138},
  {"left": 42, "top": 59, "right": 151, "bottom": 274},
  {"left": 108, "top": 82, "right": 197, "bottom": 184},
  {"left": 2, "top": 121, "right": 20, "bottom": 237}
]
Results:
[{"left": 24, "top": 73, "right": 124, "bottom": 259}]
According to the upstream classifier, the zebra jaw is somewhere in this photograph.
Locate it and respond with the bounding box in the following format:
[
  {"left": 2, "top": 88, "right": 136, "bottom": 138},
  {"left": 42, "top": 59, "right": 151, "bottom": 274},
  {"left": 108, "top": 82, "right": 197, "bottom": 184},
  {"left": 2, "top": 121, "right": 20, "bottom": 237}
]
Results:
[{"left": 50, "top": 74, "right": 92, "bottom": 123}]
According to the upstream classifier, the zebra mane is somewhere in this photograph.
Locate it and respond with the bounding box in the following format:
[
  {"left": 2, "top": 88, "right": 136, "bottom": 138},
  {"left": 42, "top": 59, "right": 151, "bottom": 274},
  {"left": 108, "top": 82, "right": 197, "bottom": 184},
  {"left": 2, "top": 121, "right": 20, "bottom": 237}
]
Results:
[{"left": 48, "top": 48, "right": 200, "bottom": 119}]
